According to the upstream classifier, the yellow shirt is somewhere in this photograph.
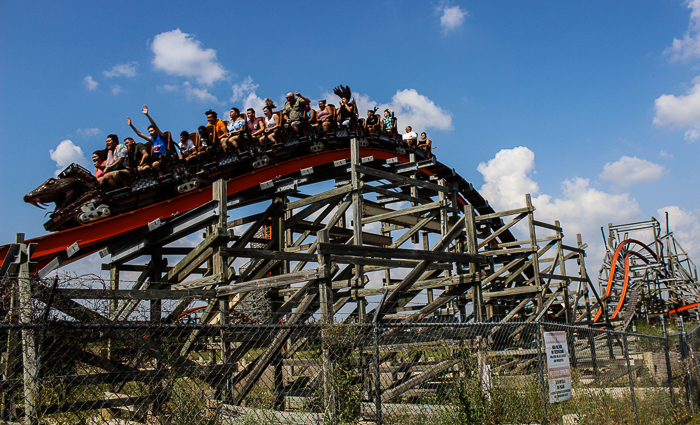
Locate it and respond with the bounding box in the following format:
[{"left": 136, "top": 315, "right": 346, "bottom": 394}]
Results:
[{"left": 208, "top": 119, "right": 227, "bottom": 138}]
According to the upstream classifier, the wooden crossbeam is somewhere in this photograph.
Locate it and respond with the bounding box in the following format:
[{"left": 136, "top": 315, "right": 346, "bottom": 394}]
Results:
[
  {"left": 318, "top": 243, "right": 484, "bottom": 264},
  {"left": 217, "top": 267, "right": 324, "bottom": 296}
]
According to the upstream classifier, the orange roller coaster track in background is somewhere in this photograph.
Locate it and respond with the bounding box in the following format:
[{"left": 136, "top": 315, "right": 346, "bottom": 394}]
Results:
[{"left": 593, "top": 238, "right": 658, "bottom": 322}]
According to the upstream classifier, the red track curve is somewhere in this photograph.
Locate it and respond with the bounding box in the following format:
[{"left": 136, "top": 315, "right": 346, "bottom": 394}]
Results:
[
  {"left": 1, "top": 148, "right": 456, "bottom": 272},
  {"left": 593, "top": 239, "right": 657, "bottom": 322}
]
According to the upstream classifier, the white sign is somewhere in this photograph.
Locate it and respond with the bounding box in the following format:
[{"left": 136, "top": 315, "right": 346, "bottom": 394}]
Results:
[{"left": 544, "top": 331, "right": 572, "bottom": 403}]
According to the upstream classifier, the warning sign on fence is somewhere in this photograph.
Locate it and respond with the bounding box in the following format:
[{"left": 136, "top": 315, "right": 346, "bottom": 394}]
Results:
[{"left": 544, "top": 331, "right": 572, "bottom": 403}]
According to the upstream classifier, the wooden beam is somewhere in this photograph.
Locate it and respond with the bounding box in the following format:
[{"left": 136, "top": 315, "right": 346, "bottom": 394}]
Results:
[
  {"left": 284, "top": 184, "right": 354, "bottom": 211},
  {"left": 361, "top": 201, "right": 442, "bottom": 225},
  {"left": 54, "top": 288, "right": 217, "bottom": 299},
  {"left": 318, "top": 243, "right": 485, "bottom": 264},
  {"left": 220, "top": 248, "right": 316, "bottom": 262},
  {"left": 362, "top": 204, "right": 442, "bottom": 233},
  {"left": 353, "top": 164, "right": 448, "bottom": 193},
  {"left": 216, "top": 267, "right": 324, "bottom": 296}
]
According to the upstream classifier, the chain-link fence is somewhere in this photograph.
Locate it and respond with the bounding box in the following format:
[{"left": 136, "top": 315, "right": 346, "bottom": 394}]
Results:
[{"left": 3, "top": 315, "right": 699, "bottom": 424}]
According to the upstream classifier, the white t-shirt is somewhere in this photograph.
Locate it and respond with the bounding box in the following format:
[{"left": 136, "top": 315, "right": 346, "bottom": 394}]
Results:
[
  {"left": 179, "top": 139, "right": 196, "bottom": 156},
  {"left": 403, "top": 131, "right": 417, "bottom": 141}
]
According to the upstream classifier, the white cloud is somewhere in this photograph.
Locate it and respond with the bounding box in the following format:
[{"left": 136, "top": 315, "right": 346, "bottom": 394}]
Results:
[
  {"left": 83, "top": 76, "right": 98, "bottom": 90},
  {"left": 49, "top": 139, "right": 90, "bottom": 177},
  {"left": 653, "top": 76, "right": 700, "bottom": 140},
  {"left": 477, "top": 147, "right": 642, "bottom": 265},
  {"left": 437, "top": 5, "right": 469, "bottom": 32},
  {"left": 103, "top": 62, "right": 138, "bottom": 78},
  {"left": 229, "top": 76, "right": 266, "bottom": 111},
  {"left": 76, "top": 127, "right": 100, "bottom": 138},
  {"left": 321, "top": 88, "right": 452, "bottom": 133},
  {"left": 159, "top": 84, "right": 179, "bottom": 92},
  {"left": 183, "top": 81, "right": 219, "bottom": 104},
  {"left": 660, "top": 150, "right": 674, "bottom": 159},
  {"left": 111, "top": 85, "right": 123, "bottom": 95},
  {"left": 665, "top": 0, "right": 700, "bottom": 61},
  {"left": 599, "top": 156, "right": 666, "bottom": 188},
  {"left": 151, "top": 29, "right": 228, "bottom": 86}
]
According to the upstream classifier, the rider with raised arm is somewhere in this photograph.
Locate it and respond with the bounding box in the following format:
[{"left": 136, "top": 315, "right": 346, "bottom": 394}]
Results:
[{"left": 127, "top": 105, "right": 171, "bottom": 175}]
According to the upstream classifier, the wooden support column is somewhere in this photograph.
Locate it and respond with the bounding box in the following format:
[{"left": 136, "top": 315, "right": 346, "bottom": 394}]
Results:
[
  {"left": 317, "top": 229, "right": 335, "bottom": 419},
  {"left": 439, "top": 179, "right": 454, "bottom": 313},
  {"left": 465, "top": 206, "right": 482, "bottom": 322},
  {"left": 109, "top": 266, "right": 119, "bottom": 320},
  {"left": 423, "top": 232, "right": 434, "bottom": 304},
  {"left": 350, "top": 138, "right": 366, "bottom": 321},
  {"left": 577, "top": 234, "right": 591, "bottom": 323},
  {"left": 212, "top": 179, "right": 232, "bottom": 401},
  {"left": 526, "top": 194, "right": 543, "bottom": 313},
  {"left": 555, "top": 220, "right": 571, "bottom": 324},
  {"left": 2, "top": 251, "right": 19, "bottom": 421},
  {"left": 149, "top": 248, "right": 163, "bottom": 325},
  {"left": 410, "top": 153, "right": 420, "bottom": 245},
  {"left": 17, "top": 233, "right": 38, "bottom": 425},
  {"left": 271, "top": 195, "right": 286, "bottom": 408}
]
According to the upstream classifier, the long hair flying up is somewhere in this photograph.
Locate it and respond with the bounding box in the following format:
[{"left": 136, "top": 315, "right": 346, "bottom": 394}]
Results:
[
  {"left": 333, "top": 85, "right": 352, "bottom": 101},
  {"left": 263, "top": 98, "right": 277, "bottom": 111}
]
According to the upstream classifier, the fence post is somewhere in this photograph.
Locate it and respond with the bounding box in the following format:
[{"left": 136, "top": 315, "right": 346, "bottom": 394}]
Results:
[
  {"left": 17, "top": 234, "right": 38, "bottom": 425},
  {"left": 374, "top": 290, "right": 388, "bottom": 425},
  {"left": 536, "top": 322, "right": 548, "bottom": 424},
  {"left": 586, "top": 304, "right": 599, "bottom": 379},
  {"left": 622, "top": 333, "right": 640, "bottom": 425},
  {"left": 678, "top": 316, "right": 696, "bottom": 413},
  {"left": 661, "top": 314, "right": 675, "bottom": 406}
]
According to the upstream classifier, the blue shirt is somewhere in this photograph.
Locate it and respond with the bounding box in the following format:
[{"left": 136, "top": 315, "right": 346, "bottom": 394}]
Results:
[{"left": 151, "top": 133, "right": 169, "bottom": 159}]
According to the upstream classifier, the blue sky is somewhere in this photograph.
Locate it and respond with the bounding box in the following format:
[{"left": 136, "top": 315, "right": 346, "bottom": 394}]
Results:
[{"left": 3, "top": 0, "right": 700, "bottom": 270}]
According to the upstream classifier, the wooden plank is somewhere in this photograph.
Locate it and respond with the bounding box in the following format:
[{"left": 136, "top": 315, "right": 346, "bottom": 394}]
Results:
[
  {"left": 346, "top": 272, "right": 480, "bottom": 298},
  {"left": 381, "top": 360, "right": 457, "bottom": 402},
  {"left": 221, "top": 247, "right": 317, "bottom": 262},
  {"left": 171, "top": 274, "right": 224, "bottom": 290},
  {"left": 538, "top": 273, "right": 587, "bottom": 283},
  {"left": 533, "top": 220, "right": 563, "bottom": 232},
  {"left": 55, "top": 288, "right": 217, "bottom": 299},
  {"left": 318, "top": 243, "right": 485, "bottom": 264},
  {"left": 326, "top": 255, "right": 452, "bottom": 270},
  {"left": 364, "top": 184, "right": 431, "bottom": 206},
  {"left": 482, "top": 286, "right": 542, "bottom": 299},
  {"left": 101, "top": 263, "right": 209, "bottom": 274},
  {"left": 362, "top": 204, "right": 442, "bottom": 233},
  {"left": 474, "top": 206, "right": 533, "bottom": 222},
  {"left": 291, "top": 221, "right": 392, "bottom": 246},
  {"left": 216, "top": 267, "right": 324, "bottom": 296},
  {"left": 479, "top": 245, "right": 538, "bottom": 257},
  {"left": 353, "top": 164, "right": 448, "bottom": 193},
  {"left": 284, "top": 184, "right": 354, "bottom": 211},
  {"left": 361, "top": 201, "right": 443, "bottom": 225},
  {"left": 495, "top": 235, "right": 559, "bottom": 249},
  {"left": 561, "top": 244, "right": 586, "bottom": 254}
]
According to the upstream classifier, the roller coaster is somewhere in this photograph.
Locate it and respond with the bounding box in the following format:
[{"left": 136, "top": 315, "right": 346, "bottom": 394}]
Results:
[{"left": 3, "top": 122, "right": 700, "bottom": 421}]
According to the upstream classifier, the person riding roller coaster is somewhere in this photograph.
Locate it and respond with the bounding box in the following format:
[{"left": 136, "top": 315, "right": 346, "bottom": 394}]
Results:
[
  {"left": 260, "top": 98, "right": 281, "bottom": 151},
  {"left": 334, "top": 85, "right": 357, "bottom": 131},
  {"left": 127, "top": 105, "right": 172, "bottom": 176},
  {"left": 282, "top": 91, "right": 310, "bottom": 136}
]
